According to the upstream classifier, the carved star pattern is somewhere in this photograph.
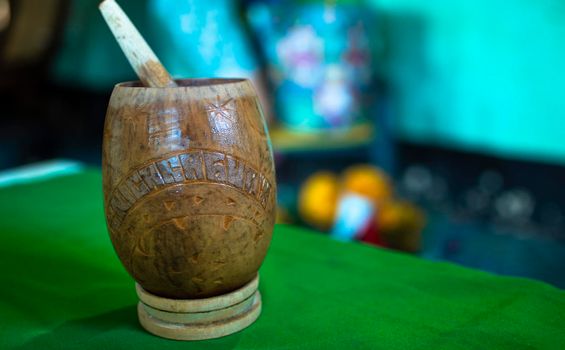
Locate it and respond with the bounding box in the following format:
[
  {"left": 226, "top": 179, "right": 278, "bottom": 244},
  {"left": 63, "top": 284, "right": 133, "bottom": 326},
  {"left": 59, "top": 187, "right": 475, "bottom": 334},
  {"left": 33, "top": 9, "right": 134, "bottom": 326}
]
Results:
[{"left": 205, "top": 96, "right": 235, "bottom": 123}]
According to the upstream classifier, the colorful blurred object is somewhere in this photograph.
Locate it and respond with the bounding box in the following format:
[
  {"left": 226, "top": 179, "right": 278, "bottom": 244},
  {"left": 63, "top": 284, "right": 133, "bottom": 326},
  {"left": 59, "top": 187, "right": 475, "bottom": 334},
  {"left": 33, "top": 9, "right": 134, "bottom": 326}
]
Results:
[
  {"left": 247, "top": 0, "right": 378, "bottom": 131},
  {"left": 149, "top": 0, "right": 258, "bottom": 79},
  {"left": 331, "top": 192, "right": 375, "bottom": 241},
  {"left": 378, "top": 200, "right": 425, "bottom": 253},
  {"left": 50, "top": 0, "right": 262, "bottom": 91},
  {"left": 298, "top": 164, "right": 426, "bottom": 252},
  {"left": 298, "top": 171, "right": 339, "bottom": 230},
  {"left": 342, "top": 164, "right": 392, "bottom": 204}
]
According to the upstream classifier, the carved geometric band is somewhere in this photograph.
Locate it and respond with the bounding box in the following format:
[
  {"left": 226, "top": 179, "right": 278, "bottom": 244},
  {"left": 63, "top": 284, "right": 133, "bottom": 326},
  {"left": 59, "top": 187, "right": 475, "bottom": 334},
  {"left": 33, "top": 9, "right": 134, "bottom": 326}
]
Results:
[{"left": 106, "top": 150, "right": 273, "bottom": 232}]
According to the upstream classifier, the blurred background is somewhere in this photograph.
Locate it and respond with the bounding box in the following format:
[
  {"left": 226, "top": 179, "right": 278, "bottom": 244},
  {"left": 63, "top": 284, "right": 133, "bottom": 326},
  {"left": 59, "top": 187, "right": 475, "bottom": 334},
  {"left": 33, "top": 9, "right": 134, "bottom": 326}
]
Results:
[{"left": 1, "top": 0, "right": 564, "bottom": 287}]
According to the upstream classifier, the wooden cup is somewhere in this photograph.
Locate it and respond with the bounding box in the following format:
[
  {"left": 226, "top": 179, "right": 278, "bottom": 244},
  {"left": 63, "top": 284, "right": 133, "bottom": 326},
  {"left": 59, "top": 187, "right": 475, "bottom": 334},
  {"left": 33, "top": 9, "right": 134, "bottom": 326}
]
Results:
[{"left": 102, "top": 78, "right": 276, "bottom": 340}]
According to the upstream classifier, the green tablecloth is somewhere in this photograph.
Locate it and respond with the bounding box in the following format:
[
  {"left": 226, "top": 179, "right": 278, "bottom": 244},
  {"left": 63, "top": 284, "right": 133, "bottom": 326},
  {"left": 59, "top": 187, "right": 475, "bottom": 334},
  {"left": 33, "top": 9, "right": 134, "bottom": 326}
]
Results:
[{"left": 1, "top": 170, "right": 564, "bottom": 349}]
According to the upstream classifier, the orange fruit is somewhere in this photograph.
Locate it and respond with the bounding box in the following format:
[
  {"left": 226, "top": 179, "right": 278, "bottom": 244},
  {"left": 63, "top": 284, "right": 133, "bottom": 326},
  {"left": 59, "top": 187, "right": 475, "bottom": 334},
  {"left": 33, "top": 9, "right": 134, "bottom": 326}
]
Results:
[
  {"left": 378, "top": 200, "right": 426, "bottom": 252},
  {"left": 342, "top": 165, "right": 392, "bottom": 205},
  {"left": 298, "top": 171, "right": 339, "bottom": 230},
  {"left": 379, "top": 200, "right": 425, "bottom": 233}
]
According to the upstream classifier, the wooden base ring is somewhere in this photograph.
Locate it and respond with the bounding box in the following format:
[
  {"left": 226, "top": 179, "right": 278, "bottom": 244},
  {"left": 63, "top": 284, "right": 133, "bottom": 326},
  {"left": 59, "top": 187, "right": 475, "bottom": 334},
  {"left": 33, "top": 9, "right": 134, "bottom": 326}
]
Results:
[{"left": 136, "top": 275, "right": 262, "bottom": 340}]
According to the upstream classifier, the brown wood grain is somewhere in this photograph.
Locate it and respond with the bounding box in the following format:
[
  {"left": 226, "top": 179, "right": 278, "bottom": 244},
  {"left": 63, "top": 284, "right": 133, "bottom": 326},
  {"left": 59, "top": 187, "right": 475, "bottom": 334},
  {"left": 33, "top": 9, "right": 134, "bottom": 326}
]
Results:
[{"left": 102, "top": 78, "right": 276, "bottom": 299}]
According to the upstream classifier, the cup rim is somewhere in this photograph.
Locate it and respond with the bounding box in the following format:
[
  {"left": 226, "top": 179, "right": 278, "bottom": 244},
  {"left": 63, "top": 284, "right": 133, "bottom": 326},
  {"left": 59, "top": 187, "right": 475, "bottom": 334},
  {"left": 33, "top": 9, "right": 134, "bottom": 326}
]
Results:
[{"left": 116, "top": 78, "right": 248, "bottom": 89}]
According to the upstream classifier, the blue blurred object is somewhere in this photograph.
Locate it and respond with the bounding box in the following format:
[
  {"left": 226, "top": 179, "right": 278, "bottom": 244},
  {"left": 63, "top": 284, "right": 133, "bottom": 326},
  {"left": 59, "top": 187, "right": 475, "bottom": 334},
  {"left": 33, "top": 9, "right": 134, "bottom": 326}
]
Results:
[
  {"left": 149, "top": 0, "right": 259, "bottom": 79},
  {"left": 331, "top": 193, "right": 375, "bottom": 241},
  {"left": 51, "top": 0, "right": 259, "bottom": 89},
  {"left": 248, "top": 0, "right": 379, "bottom": 131}
]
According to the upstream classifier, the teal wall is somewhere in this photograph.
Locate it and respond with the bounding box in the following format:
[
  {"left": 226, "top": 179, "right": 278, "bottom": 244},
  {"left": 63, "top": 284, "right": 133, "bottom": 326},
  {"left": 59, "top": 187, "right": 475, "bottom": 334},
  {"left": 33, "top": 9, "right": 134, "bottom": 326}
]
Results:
[
  {"left": 52, "top": 0, "right": 565, "bottom": 164},
  {"left": 371, "top": 0, "right": 565, "bottom": 164}
]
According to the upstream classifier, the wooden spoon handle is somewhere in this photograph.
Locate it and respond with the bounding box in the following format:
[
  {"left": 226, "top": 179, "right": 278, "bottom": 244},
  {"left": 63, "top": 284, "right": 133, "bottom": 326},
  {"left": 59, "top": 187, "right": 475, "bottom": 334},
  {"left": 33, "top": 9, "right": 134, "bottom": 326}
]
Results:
[{"left": 99, "top": 0, "right": 177, "bottom": 88}]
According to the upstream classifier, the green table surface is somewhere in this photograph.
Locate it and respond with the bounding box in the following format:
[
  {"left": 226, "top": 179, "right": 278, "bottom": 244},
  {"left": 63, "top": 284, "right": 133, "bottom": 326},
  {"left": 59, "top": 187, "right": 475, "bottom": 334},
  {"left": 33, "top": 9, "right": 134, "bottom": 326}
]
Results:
[{"left": 1, "top": 170, "right": 564, "bottom": 349}]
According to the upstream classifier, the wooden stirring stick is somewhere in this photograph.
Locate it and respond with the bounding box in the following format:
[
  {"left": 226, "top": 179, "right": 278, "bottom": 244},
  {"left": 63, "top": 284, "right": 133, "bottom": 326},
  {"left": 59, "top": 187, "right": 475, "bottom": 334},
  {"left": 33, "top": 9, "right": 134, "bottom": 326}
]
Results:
[{"left": 99, "top": 0, "right": 177, "bottom": 88}]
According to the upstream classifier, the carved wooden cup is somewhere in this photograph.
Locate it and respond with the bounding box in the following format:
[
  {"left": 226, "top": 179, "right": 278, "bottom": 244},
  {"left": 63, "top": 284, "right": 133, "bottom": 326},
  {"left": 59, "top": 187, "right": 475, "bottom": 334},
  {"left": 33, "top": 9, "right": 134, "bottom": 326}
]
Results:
[{"left": 102, "top": 78, "right": 276, "bottom": 340}]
